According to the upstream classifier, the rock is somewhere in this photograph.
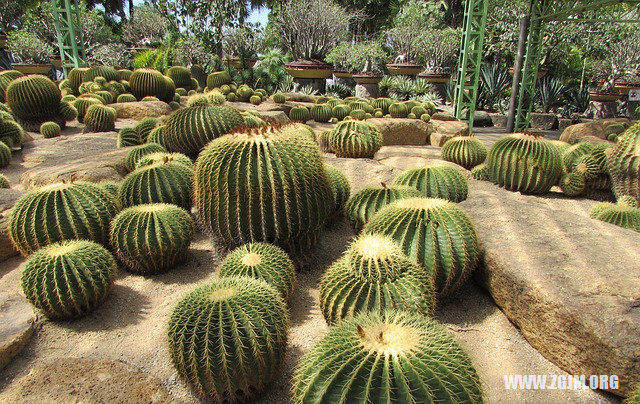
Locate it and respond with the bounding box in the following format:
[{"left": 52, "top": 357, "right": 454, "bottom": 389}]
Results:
[
  {"left": 461, "top": 179, "right": 640, "bottom": 397},
  {"left": 375, "top": 146, "right": 462, "bottom": 172},
  {"left": 0, "top": 189, "right": 22, "bottom": 262},
  {"left": 431, "top": 112, "right": 457, "bottom": 121},
  {"left": 490, "top": 113, "right": 507, "bottom": 128},
  {"left": 111, "top": 101, "right": 172, "bottom": 120},
  {"left": 282, "top": 92, "right": 316, "bottom": 103},
  {"left": 473, "top": 111, "right": 493, "bottom": 127},
  {"left": 367, "top": 118, "right": 432, "bottom": 146},
  {"left": 558, "top": 118, "right": 574, "bottom": 131},
  {"left": 430, "top": 132, "right": 455, "bottom": 147},
  {"left": 229, "top": 100, "right": 288, "bottom": 114},
  {"left": 559, "top": 118, "right": 630, "bottom": 144},
  {"left": 431, "top": 119, "right": 469, "bottom": 137},
  {"left": 257, "top": 110, "right": 290, "bottom": 125},
  {"left": 20, "top": 133, "right": 129, "bottom": 189},
  {"left": 529, "top": 113, "right": 558, "bottom": 130},
  {"left": 0, "top": 358, "right": 172, "bottom": 403},
  {"left": 323, "top": 154, "right": 397, "bottom": 193},
  {"left": 0, "top": 294, "right": 34, "bottom": 370},
  {"left": 355, "top": 83, "right": 378, "bottom": 98}
]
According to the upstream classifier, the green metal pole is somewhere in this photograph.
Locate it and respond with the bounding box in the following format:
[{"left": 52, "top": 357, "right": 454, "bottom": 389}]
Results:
[{"left": 52, "top": 0, "right": 87, "bottom": 77}]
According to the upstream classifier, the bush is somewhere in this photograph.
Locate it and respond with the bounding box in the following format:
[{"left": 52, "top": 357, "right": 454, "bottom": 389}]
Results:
[
  {"left": 7, "top": 30, "right": 54, "bottom": 64},
  {"left": 88, "top": 43, "right": 131, "bottom": 68}
]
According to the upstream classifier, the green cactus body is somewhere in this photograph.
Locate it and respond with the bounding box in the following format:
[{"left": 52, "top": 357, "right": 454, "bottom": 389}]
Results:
[
  {"left": 364, "top": 198, "right": 479, "bottom": 296},
  {"left": 326, "top": 99, "right": 341, "bottom": 108},
  {"left": 133, "top": 117, "right": 159, "bottom": 142},
  {"left": 84, "top": 66, "right": 119, "bottom": 83},
  {"left": 319, "top": 234, "right": 435, "bottom": 324},
  {"left": 373, "top": 97, "right": 393, "bottom": 114},
  {"left": 406, "top": 113, "right": 417, "bottom": 119},
  {"left": 589, "top": 144, "right": 612, "bottom": 174},
  {"left": 125, "top": 143, "right": 167, "bottom": 171},
  {"left": 0, "top": 70, "right": 23, "bottom": 102},
  {"left": 218, "top": 242, "right": 296, "bottom": 300},
  {"left": 292, "top": 310, "right": 483, "bottom": 404},
  {"left": 67, "top": 68, "right": 87, "bottom": 95},
  {"left": 110, "top": 203, "right": 194, "bottom": 274},
  {"left": 226, "top": 92, "right": 237, "bottom": 102},
  {"left": 21, "top": 240, "right": 117, "bottom": 319},
  {"left": 345, "top": 184, "right": 422, "bottom": 231},
  {"left": 441, "top": 136, "right": 487, "bottom": 170},
  {"left": 324, "top": 163, "right": 351, "bottom": 215},
  {"left": 167, "top": 276, "right": 289, "bottom": 402},
  {"left": 147, "top": 125, "right": 169, "bottom": 147},
  {"left": 471, "top": 163, "right": 489, "bottom": 181},
  {"left": 563, "top": 142, "right": 595, "bottom": 172},
  {"left": 169, "top": 101, "right": 181, "bottom": 110},
  {"left": 119, "top": 159, "right": 193, "bottom": 209},
  {"left": 73, "top": 98, "right": 101, "bottom": 123},
  {"left": 392, "top": 162, "right": 469, "bottom": 202},
  {"left": 84, "top": 104, "right": 116, "bottom": 132},
  {"left": 349, "top": 101, "right": 373, "bottom": 114},
  {"left": 332, "top": 104, "right": 350, "bottom": 120},
  {"left": 167, "top": 66, "right": 193, "bottom": 90},
  {"left": 40, "top": 121, "right": 61, "bottom": 138},
  {"left": 194, "top": 125, "right": 333, "bottom": 252},
  {"left": 135, "top": 151, "right": 193, "bottom": 170},
  {"left": 117, "top": 69, "right": 132, "bottom": 81},
  {"left": 560, "top": 172, "right": 586, "bottom": 196},
  {"left": 315, "top": 96, "right": 330, "bottom": 104},
  {"left": 310, "top": 104, "right": 333, "bottom": 123},
  {"left": 607, "top": 123, "right": 640, "bottom": 200},
  {"left": 349, "top": 109, "right": 367, "bottom": 120},
  {"left": 98, "top": 181, "right": 119, "bottom": 197},
  {"left": 6, "top": 75, "right": 62, "bottom": 126},
  {"left": 573, "top": 154, "right": 600, "bottom": 180},
  {"left": 59, "top": 101, "right": 78, "bottom": 121},
  {"left": 243, "top": 113, "right": 266, "bottom": 128},
  {"left": 590, "top": 202, "right": 640, "bottom": 232},
  {"left": 549, "top": 139, "right": 571, "bottom": 154},
  {"left": 95, "top": 90, "right": 114, "bottom": 104},
  {"left": 289, "top": 106, "right": 310, "bottom": 123},
  {"left": 117, "top": 127, "right": 142, "bottom": 147},
  {"left": 319, "top": 130, "right": 332, "bottom": 153},
  {"left": 206, "top": 71, "right": 232, "bottom": 89},
  {"left": 389, "top": 102, "right": 408, "bottom": 118},
  {"left": 250, "top": 95, "right": 262, "bottom": 105},
  {"left": 141, "top": 96, "right": 160, "bottom": 102},
  {"left": 618, "top": 195, "right": 638, "bottom": 208},
  {"left": 129, "top": 68, "right": 168, "bottom": 100},
  {"left": 0, "top": 173, "right": 10, "bottom": 188},
  {"left": 328, "top": 120, "right": 383, "bottom": 159},
  {"left": 404, "top": 100, "right": 420, "bottom": 110},
  {"left": 411, "top": 106, "right": 427, "bottom": 117},
  {"left": 9, "top": 181, "right": 119, "bottom": 256},
  {"left": 272, "top": 93, "right": 286, "bottom": 103},
  {"left": 236, "top": 86, "right": 254, "bottom": 102},
  {"left": 117, "top": 93, "right": 137, "bottom": 103},
  {"left": 176, "top": 88, "right": 187, "bottom": 96},
  {"left": 374, "top": 111, "right": 384, "bottom": 118},
  {"left": 0, "top": 119, "right": 23, "bottom": 150},
  {"left": 0, "top": 142, "right": 11, "bottom": 168},
  {"left": 164, "top": 105, "right": 244, "bottom": 157},
  {"left": 487, "top": 133, "right": 563, "bottom": 194}
]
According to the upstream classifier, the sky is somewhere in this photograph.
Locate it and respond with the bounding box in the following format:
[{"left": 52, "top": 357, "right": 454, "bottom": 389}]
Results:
[{"left": 131, "top": 0, "right": 270, "bottom": 27}]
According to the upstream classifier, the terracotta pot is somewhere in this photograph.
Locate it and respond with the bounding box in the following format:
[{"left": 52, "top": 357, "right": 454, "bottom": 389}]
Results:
[
  {"left": 285, "top": 61, "right": 333, "bottom": 79},
  {"left": 352, "top": 74, "right": 382, "bottom": 84},
  {"left": 387, "top": 63, "right": 423, "bottom": 76},
  {"left": 417, "top": 72, "right": 452, "bottom": 83},
  {"left": 589, "top": 92, "right": 621, "bottom": 102},
  {"left": 11, "top": 63, "right": 52, "bottom": 75},
  {"left": 50, "top": 59, "right": 63, "bottom": 69},
  {"left": 333, "top": 70, "right": 352, "bottom": 78}
]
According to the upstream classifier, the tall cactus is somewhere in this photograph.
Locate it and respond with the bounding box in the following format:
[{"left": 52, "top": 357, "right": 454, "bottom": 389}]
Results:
[
  {"left": 329, "top": 120, "right": 383, "bottom": 159},
  {"left": 392, "top": 162, "right": 469, "bottom": 202},
  {"left": 194, "top": 125, "right": 333, "bottom": 253},
  {"left": 345, "top": 184, "right": 421, "bottom": 231},
  {"left": 364, "top": 197, "right": 479, "bottom": 296}
]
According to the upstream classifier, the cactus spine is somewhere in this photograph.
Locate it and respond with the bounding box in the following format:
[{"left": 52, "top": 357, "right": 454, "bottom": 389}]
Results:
[
  {"left": 392, "top": 162, "right": 469, "bottom": 202},
  {"left": 345, "top": 184, "right": 421, "bottom": 231}
]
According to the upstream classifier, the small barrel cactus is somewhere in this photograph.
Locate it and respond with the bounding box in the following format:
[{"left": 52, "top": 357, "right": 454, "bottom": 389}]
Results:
[
  {"left": 364, "top": 197, "right": 479, "bottom": 296},
  {"left": 272, "top": 93, "right": 286, "bottom": 103},
  {"left": 0, "top": 173, "right": 10, "bottom": 188},
  {"left": 125, "top": 142, "right": 167, "bottom": 171},
  {"left": 471, "top": 163, "right": 489, "bottom": 181},
  {"left": 0, "top": 135, "right": 12, "bottom": 168},
  {"left": 133, "top": 117, "right": 160, "bottom": 142},
  {"left": 607, "top": 123, "right": 640, "bottom": 200},
  {"left": 218, "top": 242, "right": 296, "bottom": 300},
  {"left": 73, "top": 98, "right": 101, "bottom": 123},
  {"left": 345, "top": 184, "right": 421, "bottom": 231},
  {"left": 441, "top": 136, "right": 488, "bottom": 170},
  {"left": 117, "top": 93, "right": 137, "bottom": 103},
  {"left": 147, "top": 125, "right": 168, "bottom": 147},
  {"left": 590, "top": 202, "right": 640, "bottom": 232},
  {"left": 319, "top": 234, "right": 435, "bottom": 324},
  {"left": 84, "top": 104, "right": 116, "bottom": 132},
  {"left": 118, "top": 159, "right": 193, "bottom": 210},
  {"left": 9, "top": 181, "right": 119, "bottom": 256},
  {"left": 206, "top": 71, "right": 232, "bottom": 89},
  {"left": 560, "top": 172, "right": 586, "bottom": 196},
  {"left": 40, "top": 121, "right": 61, "bottom": 138},
  {"left": 373, "top": 97, "right": 393, "bottom": 114},
  {"left": 487, "top": 132, "right": 563, "bottom": 194},
  {"left": 167, "top": 276, "right": 289, "bottom": 402},
  {"left": 349, "top": 109, "right": 367, "bottom": 120},
  {"left": 573, "top": 154, "right": 600, "bottom": 180},
  {"left": 392, "top": 162, "right": 469, "bottom": 202},
  {"left": 324, "top": 163, "right": 351, "bottom": 215},
  {"left": 310, "top": 104, "right": 333, "bottom": 123},
  {"left": 389, "top": 102, "right": 408, "bottom": 118},
  {"left": 249, "top": 95, "right": 262, "bottom": 105},
  {"left": 292, "top": 310, "right": 483, "bottom": 404},
  {"left": 135, "top": 151, "right": 193, "bottom": 170},
  {"left": 59, "top": 101, "right": 78, "bottom": 122},
  {"left": 328, "top": 120, "right": 383, "bottom": 159},
  {"left": 563, "top": 142, "right": 595, "bottom": 172},
  {"left": 407, "top": 113, "right": 417, "bottom": 119},
  {"left": 332, "top": 104, "right": 350, "bottom": 120},
  {"left": 194, "top": 125, "right": 333, "bottom": 252},
  {"left": 117, "top": 127, "right": 142, "bottom": 147},
  {"left": 289, "top": 106, "right": 310, "bottom": 123},
  {"left": 142, "top": 96, "right": 160, "bottom": 102},
  {"left": 164, "top": 105, "right": 244, "bottom": 157},
  {"left": 21, "top": 240, "right": 117, "bottom": 320},
  {"left": 110, "top": 203, "right": 195, "bottom": 274}
]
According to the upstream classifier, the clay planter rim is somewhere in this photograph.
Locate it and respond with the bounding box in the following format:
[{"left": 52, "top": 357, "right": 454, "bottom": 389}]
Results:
[
  {"left": 588, "top": 91, "right": 622, "bottom": 102},
  {"left": 286, "top": 61, "right": 333, "bottom": 79},
  {"left": 224, "top": 56, "right": 257, "bottom": 69},
  {"left": 11, "top": 63, "right": 52, "bottom": 74},
  {"left": 418, "top": 72, "right": 452, "bottom": 83},
  {"left": 352, "top": 74, "right": 383, "bottom": 84},
  {"left": 333, "top": 69, "right": 352, "bottom": 78},
  {"left": 387, "top": 62, "right": 423, "bottom": 76}
]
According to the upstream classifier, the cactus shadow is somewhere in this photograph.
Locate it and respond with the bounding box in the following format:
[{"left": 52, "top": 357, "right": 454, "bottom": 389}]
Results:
[
  {"left": 153, "top": 233, "right": 224, "bottom": 286},
  {"left": 435, "top": 279, "right": 498, "bottom": 327}
]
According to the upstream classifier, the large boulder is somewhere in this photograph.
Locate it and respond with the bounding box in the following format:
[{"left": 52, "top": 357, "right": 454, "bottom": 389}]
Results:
[
  {"left": 490, "top": 113, "right": 507, "bottom": 128},
  {"left": 529, "top": 112, "right": 558, "bottom": 130},
  {"left": 428, "top": 119, "right": 470, "bottom": 146},
  {"left": 0, "top": 294, "right": 34, "bottom": 370},
  {"left": 560, "top": 118, "right": 630, "bottom": 144},
  {"left": 367, "top": 118, "right": 432, "bottom": 146},
  {"left": 230, "top": 100, "right": 288, "bottom": 114},
  {"left": 0, "top": 189, "right": 22, "bottom": 262},
  {"left": 473, "top": 111, "right": 493, "bottom": 127},
  {"left": 461, "top": 179, "right": 640, "bottom": 397},
  {"left": 111, "top": 101, "right": 172, "bottom": 121}
]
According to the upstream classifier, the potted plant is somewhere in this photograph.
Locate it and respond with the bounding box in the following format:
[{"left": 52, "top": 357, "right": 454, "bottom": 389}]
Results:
[
  {"left": 591, "top": 34, "right": 640, "bottom": 101},
  {"left": 277, "top": 0, "right": 356, "bottom": 87},
  {"left": 326, "top": 43, "right": 353, "bottom": 79},
  {"left": 415, "top": 28, "right": 460, "bottom": 82},
  {"left": 327, "top": 40, "right": 387, "bottom": 84},
  {"left": 222, "top": 26, "right": 262, "bottom": 70},
  {"left": 7, "top": 30, "right": 55, "bottom": 74},
  {"left": 386, "top": 25, "right": 423, "bottom": 75}
]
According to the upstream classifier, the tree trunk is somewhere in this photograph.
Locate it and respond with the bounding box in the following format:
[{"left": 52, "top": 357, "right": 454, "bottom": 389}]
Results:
[{"left": 128, "top": 0, "right": 134, "bottom": 20}]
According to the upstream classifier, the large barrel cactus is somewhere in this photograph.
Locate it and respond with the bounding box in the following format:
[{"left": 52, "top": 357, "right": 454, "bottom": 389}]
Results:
[
  {"left": 118, "top": 159, "right": 193, "bottom": 210},
  {"left": 5, "top": 74, "right": 63, "bottom": 129},
  {"left": 289, "top": 106, "right": 310, "bottom": 123},
  {"left": 73, "top": 97, "right": 101, "bottom": 123},
  {"left": 345, "top": 184, "right": 421, "bottom": 231},
  {"left": 0, "top": 70, "right": 23, "bottom": 103},
  {"left": 125, "top": 142, "right": 167, "bottom": 171},
  {"left": 84, "top": 104, "right": 116, "bottom": 132},
  {"left": 392, "top": 162, "right": 469, "bottom": 202},
  {"left": 194, "top": 125, "right": 333, "bottom": 252},
  {"left": 84, "top": 65, "right": 119, "bottom": 83},
  {"left": 129, "top": 68, "right": 168, "bottom": 100},
  {"left": 319, "top": 234, "right": 435, "bottom": 324},
  {"left": 607, "top": 123, "right": 640, "bottom": 201},
  {"left": 164, "top": 105, "right": 244, "bottom": 156},
  {"left": 487, "top": 133, "right": 563, "bottom": 194},
  {"left": 110, "top": 203, "right": 195, "bottom": 274},
  {"left": 310, "top": 104, "right": 332, "bottom": 123},
  {"left": 206, "top": 71, "right": 232, "bottom": 89},
  {"left": 590, "top": 202, "right": 640, "bottom": 232},
  {"left": 364, "top": 198, "right": 479, "bottom": 296},
  {"left": 389, "top": 102, "right": 408, "bottom": 118},
  {"left": 9, "top": 181, "right": 119, "bottom": 256},
  {"left": 21, "top": 240, "right": 117, "bottom": 319},
  {"left": 167, "top": 276, "right": 289, "bottom": 402},
  {"left": 441, "top": 136, "right": 487, "bottom": 170},
  {"left": 324, "top": 163, "right": 351, "bottom": 215},
  {"left": 329, "top": 120, "right": 383, "bottom": 159},
  {"left": 167, "top": 66, "right": 195, "bottom": 90},
  {"left": 218, "top": 242, "right": 296, "bottom": 300},
  {"left": 292, "top": 310, "right": 483, "bottom": 404}
]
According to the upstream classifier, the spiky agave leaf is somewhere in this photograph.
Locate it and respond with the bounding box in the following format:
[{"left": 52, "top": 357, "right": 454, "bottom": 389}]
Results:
[{"left": 392, "top": 161, "right": 469, "bottom": 202}]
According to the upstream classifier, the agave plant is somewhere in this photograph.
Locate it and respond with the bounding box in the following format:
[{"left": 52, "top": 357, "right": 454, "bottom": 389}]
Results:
[
  {"left": 536, "top": 76, "right": 567, "bottom": 113},
  {"left": 325, "top": 83, "right": 354, "bottom": 98},
  {"left": 560, "top": 86, "right": 591, "bottom": 116},
  {"left": 477, "top": 61, "right": 511, "bottom": 112}
]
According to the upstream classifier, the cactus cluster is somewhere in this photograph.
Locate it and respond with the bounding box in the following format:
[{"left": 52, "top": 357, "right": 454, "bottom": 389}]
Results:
[
  {"left": 110, "top": 203, "right": 195, "bottom": 274},
  {"left": 345, "top": 184, "right": 422, "bottom": 231},
  {"left": 590, "top": 201, "right": 640, "bottom": 232},
  {"left": 364, "top": 197, "right": 479, "bottom": 296},
  {"left": 441, "top": 136, "right": 487, "bottom": 170},
  {"left": 393, "top": 162, "right": 469, "bottom": 202},
  {"left": 168, "top": 276, "right": 289, "bottom": 402},
  {"left": 328, "top": 120, "right": 383, "bottom": 159},
  {"left": 320, "top": 234, "right": 435, "bottom": 324},
  {"left": 607, "top": 123, "right": 640, "bottom": 201},
  {"left": 218, "top": 242, "right": 296, "bottom": 300},
  {"left": 559, "top": 142, "right": 614, "bottom": 199},
  {"left": 73, "top": 97, "right": 102, "bottom": 123},
  {"left": 84, "top": 104, "right": 117, "bottom": 132},
  {"left": 194, "top": 124, "right": 333, "bottom": 252},
  {"left": 292, "top": 310, "right": 483, "bottom": 404},
  {"left": 487, "top": 132, "right": 563, "bottom": 194},
  {"left": 9, "top": 181, "right": 119, "bottom": 256}
]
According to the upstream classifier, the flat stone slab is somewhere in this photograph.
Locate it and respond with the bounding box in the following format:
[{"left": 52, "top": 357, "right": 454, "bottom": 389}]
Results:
[
  {"left": 111, "top": 101, "right": 172, "bottom": 120},
  {"left": 374, "top": 145, "right": 458, "bottom": 172},
  {"left": 460, "top": 179, "right": 640, "bottom": 397},
  {"left": 0, "top": 294, "right": 34, "bottom": 370},
  {"left": 368, "top": 118, "right": 432, "bottom": 146},
  {"left": 20, "top": 133, "right": 129, "bottom": 189},
  {"left": 0, "top": 358, "right": 172, "bottom": 403}
]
